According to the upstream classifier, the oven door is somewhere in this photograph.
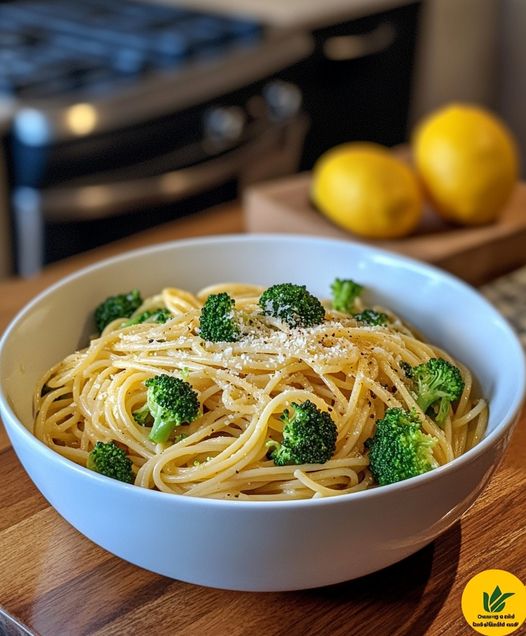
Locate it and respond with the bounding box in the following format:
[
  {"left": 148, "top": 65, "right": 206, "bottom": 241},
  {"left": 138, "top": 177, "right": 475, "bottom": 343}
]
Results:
[
  {"left": 12, "top": 108, "right": 307, "bottom": 276},
  {"left": 0, "top": 111, "right": 11, "bottom": 279}
]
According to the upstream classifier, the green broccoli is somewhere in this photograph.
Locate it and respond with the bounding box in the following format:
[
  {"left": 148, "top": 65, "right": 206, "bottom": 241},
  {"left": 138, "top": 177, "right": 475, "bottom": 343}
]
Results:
[
  {"left": 259, "top": 283, "right": 325, "bottom": 328},
  {"left": 87, "top": 441, "right": 134, "bottom": 483},
  {"left": 354, "top": 309, "right": 388, "bottom": 326},
  {"left": 133, "top": 404, "right": 150, "bottom": 427},
  {"left": 198, "top": 292, "right": 240, "bottom": 342},
  {"left": 133, "top": 374, "right": 200, "bottom": 443},
  {"left": 331, "top": 278, "right": 363, "bottom": 314},
  {"left": 267, "top": 400, "right": 337, "bottom": 465},
  {"left": 365, "top": 407, "right": 437, "bottom": 486},
  {"left": 95, "top": 289, "right": 142, "bottom": 333},
  {"left": 412, "top": 358, "right": 465, "bottom": 424},
  {"left": 122, "top": 307, "right": 172, "bottom": 327},
  {"left": 400, "top": 360, "right": 413, "bottom": 378}
]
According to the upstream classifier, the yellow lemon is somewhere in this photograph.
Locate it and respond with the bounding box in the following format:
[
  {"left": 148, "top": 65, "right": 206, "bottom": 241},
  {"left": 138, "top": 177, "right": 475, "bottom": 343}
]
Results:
[
  {"left": 311, "top": 143, "right": 422, "bottom": 239},
  {"left": 413, "top": 104, "right": 519, "bottom": 225}
]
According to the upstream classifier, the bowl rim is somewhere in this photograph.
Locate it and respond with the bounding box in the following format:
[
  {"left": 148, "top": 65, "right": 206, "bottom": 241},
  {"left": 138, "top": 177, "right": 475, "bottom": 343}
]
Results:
[{"left": 1, "top": 233, "right": 525, "bottom": 509}]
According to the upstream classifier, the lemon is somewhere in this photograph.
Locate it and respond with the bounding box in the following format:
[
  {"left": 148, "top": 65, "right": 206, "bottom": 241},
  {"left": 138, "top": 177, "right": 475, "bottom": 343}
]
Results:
[
  {"left": 311, "top": 143, "right": 422, "bottom": 239},
  {"left": 413, "top": 104, "right": 519, "bottom": 225}
]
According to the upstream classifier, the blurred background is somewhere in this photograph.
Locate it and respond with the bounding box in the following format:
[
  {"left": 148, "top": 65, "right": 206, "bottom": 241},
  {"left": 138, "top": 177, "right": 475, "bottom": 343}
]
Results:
[{"left": 0, "top": 0, "right": 523, "bottom": 278}]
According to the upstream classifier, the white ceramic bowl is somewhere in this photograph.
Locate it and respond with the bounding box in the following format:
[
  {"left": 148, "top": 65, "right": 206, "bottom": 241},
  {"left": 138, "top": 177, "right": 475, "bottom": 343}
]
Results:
[{"left": 0, "top": 235, "right": 524, "bottom": 591}]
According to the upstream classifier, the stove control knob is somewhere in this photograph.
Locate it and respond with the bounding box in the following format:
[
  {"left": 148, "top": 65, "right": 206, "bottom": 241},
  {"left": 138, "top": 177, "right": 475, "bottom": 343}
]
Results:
[
  {"left": 263, "top": 80, "right": 302, "bottom": 120},
  {"left": 203, "top": 106, "right": 246, "bottom": 145}
]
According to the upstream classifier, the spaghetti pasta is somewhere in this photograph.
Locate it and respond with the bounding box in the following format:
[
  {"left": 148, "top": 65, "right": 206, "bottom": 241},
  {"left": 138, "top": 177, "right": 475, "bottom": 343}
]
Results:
[{"left": 34, "top": 282, "right": 488, "bottom": 500}]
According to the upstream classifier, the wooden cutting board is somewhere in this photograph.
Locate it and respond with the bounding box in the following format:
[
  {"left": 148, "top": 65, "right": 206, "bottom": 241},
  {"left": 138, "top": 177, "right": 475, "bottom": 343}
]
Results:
[{"left": 243, "top": 173, "right": 526, "bottom": 286}]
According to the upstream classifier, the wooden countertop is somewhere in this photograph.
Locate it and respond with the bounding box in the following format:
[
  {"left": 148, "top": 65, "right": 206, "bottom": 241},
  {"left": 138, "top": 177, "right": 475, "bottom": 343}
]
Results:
[
  {"left": 0, "top": 203, "right": 525, "bottom": 636},
  {"left": 169, "top": 0, "right": 416, "bottom": 29}
]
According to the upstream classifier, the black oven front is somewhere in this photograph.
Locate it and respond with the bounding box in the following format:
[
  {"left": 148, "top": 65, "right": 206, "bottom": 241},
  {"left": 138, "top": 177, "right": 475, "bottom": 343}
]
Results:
[{"left": 0, "top": 0, "right": 311, "bottom": 275}]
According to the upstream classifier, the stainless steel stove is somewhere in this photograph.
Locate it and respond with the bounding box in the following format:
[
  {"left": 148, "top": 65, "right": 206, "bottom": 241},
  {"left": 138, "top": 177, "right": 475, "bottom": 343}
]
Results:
[{"left": 0, "top": 0, "right": 311, "bottom": 275}]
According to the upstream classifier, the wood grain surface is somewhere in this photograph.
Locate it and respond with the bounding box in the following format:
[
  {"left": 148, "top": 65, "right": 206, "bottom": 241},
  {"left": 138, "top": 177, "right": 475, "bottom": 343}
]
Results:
[
  {"left": 244, "top": 175, "right": 526, "bottom": 285},
  {"left": 0, "top": 203, "right": 525, "bottom": 636}
]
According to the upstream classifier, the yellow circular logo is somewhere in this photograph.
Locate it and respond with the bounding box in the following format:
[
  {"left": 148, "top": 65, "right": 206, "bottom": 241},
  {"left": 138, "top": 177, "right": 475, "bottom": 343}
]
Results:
[{"left": 462, "top": 569, "right": 526, "bottom": 635}]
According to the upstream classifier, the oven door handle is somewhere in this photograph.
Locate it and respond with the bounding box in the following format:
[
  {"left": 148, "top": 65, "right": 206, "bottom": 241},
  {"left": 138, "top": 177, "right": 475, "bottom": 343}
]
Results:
[
  {"left": 34, "top": 120, "right": 300, "bottom": 222},
  {"left": 38, "top": 140, "right": 256, "bottom": 222},
  {"left": 322, "top": 22, "right": 397, "bottom": 62},
  {"left": 13, "top": 114, "right": 307, "bottom": 276}
]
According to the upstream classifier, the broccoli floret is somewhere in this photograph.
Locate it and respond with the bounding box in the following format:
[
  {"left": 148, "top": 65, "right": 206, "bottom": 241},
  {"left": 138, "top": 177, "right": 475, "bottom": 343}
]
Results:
[
  {"left": 354, "top": 309, "right": 388, "bottom": 326},
  {"left": 365, "top": 408, "right": 437, "bottom": 486},
  {"left": 412, "top": 358, "right": 465, "bottom": 424},
  {"left": 95, "top": 289, "right": 142, "bottom": 333},
  {"left": 198, "top": 292, "right": 240, "bottom": 342},
  {"left": 133, "top": 403, "right": 150, "bottom": 426},
  {"left": 267, "top": 400, "right": 337, "bottom": 465},
  {"left": 122, "top": 307, "right": 172, "bottom": 327},
  {"left": 87, "top": 441, "right": 134, "bottom": 483},
  {"left": 331, "top": 278, "right": 363, "bottom": 314},
  {"left": 133, "top": 374, "right": 200, "bottom": 444},
  {"left": 259, "top": 283, "right": 325, "bottom": 328},
  {"left": 400, "top": 360, "right": 413, "bottom": 378}
]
